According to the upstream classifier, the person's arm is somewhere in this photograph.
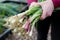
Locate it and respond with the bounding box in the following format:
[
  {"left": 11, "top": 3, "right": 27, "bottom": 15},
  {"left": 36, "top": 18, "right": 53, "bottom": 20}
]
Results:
[
  {"left": 27, "top": 0, "right": 37, "bottom": 5},
  {"left": 27, "top": 0, "right": 60, "bottom": 20},
  {"left": 27, "top": 0, "right": 60, "bottom": 8},
  {"left": 52, "top": 0, "right": 60, "bottom": 8}
]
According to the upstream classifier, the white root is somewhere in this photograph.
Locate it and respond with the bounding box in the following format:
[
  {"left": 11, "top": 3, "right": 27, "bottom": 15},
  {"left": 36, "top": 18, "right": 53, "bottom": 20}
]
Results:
[{"left": 3, "top": 9, "right": 34, "bottom": 39}]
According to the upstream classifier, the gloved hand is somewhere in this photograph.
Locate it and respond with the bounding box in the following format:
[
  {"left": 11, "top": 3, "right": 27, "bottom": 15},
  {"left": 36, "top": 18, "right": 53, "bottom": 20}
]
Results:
[{"left": 29, "top": 0, "right": 54, "bottom": 20}]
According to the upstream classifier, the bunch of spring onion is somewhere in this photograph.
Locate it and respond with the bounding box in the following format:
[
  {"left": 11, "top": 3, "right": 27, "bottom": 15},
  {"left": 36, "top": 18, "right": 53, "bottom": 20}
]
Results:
[
  {"left": 3, "top": 0, "right": 60, "bottom": 39},
  {"left": 3, "top": 4, "right": 42, "bottom": 39}
]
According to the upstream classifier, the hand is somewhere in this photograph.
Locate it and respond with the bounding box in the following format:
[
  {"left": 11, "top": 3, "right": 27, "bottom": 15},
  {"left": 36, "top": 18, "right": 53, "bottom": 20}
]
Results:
[{"left": 29, "top": 0, "right": 54, "bottom": 20}]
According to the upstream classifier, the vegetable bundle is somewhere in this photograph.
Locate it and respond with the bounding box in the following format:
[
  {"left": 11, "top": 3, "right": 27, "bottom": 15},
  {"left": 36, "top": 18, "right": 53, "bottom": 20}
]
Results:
[
  {"left": 4, "top": 2, "right": 42, "bottom": 39},
  {"left": 3, "top": 0, "right": 60, "bottom": 39}
]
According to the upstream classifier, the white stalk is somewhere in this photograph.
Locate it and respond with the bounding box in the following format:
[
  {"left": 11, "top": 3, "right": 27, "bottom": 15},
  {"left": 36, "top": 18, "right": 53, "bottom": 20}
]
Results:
[
  {"left": 19, "top": 18, "right": 24, "bottom": 23},
  {"left": 17, "top": 10, "right": 29, "bottom": 19},
  {"left": 29, "top": 17, "right": 39, "bottom": 36},
  {"left": 29, "top": 24, "right": 34, "bottom": 36}
]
